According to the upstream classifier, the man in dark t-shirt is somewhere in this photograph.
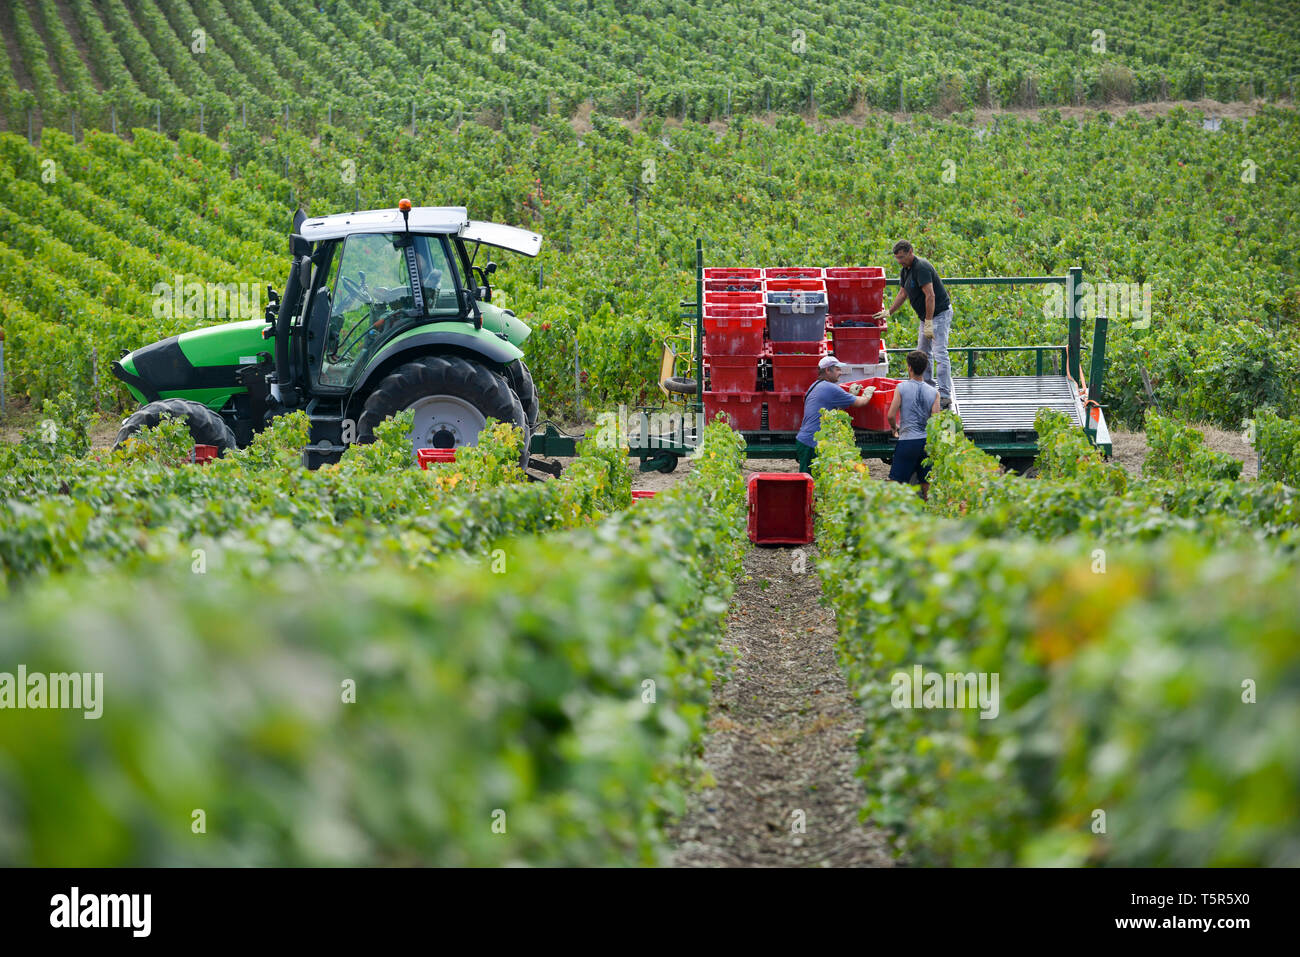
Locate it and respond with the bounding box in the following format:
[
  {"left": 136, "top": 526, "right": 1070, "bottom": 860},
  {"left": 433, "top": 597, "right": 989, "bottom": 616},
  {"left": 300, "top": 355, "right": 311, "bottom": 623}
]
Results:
[{"left": 875, "top": 240, "right": 953, "bottom": 407}]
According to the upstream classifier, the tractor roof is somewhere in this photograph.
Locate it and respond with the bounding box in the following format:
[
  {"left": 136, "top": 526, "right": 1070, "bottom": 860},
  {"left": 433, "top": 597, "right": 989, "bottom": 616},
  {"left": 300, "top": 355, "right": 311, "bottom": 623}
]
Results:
[{"left": 298, "top": 206, "right": 542, "bottom": 256}]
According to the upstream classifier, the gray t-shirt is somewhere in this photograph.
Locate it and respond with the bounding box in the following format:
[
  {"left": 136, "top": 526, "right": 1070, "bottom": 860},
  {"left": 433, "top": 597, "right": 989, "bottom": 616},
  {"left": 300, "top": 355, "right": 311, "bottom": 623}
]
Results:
[{"left": 896, "top": 378, "right": 937, "bottom": 440}]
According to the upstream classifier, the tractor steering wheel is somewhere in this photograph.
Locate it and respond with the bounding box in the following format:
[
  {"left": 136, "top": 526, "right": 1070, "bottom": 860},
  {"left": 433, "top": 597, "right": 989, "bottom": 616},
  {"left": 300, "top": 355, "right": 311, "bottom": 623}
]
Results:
[{"left": 340, "top": 275, "right": 370, "bottom": 305}]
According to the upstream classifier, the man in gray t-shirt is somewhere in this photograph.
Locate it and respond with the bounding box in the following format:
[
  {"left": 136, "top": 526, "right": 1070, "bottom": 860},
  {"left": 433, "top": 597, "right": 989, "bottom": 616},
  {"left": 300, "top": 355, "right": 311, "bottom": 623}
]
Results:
[{"left": 887, "top": 350, "right": 942, "bottom": 500}]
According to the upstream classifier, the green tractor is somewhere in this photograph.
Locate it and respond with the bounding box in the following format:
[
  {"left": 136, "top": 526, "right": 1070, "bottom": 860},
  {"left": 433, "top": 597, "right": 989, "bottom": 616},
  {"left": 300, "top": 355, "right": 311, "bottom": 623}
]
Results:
[{"left": 112, "top": 202, "right": 543, "bottom": 468}]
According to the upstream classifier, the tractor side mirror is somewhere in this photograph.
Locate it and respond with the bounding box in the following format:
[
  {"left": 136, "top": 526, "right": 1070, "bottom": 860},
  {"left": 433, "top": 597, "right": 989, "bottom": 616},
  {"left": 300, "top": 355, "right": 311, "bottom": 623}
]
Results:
[
  {"left": 485, "top": 261, "right": 498, "bottom": 276},
  {"left": 290, "top": 232, "right": 311, "bottom": 258},
  {"left": 297, "top": 256, "right": 312, "bottom": 290}
]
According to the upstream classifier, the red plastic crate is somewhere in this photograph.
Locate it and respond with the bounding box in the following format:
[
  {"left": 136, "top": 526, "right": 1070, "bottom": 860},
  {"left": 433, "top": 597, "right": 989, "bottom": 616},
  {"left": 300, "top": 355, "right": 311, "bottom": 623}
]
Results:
[
  {"left": 770, "top": 338, "right": 827, "bottom": 355},
  {"left": 191, "top": 444, "right": 218, "bottom": 464},
  {"left": 766, "top": 392, "right": 805, "bottom": 431},
  {"left": 831, "top": 324, "right": 885, "bottom": 364},
  {"left": 706, "top": 353, "right": 760, "bottom": 392},
  {"left": 771, "top": 353, "right": 823, "bottom": 393},
  {"left": 840, "top": 376, "right": 900, "bottom": 431},
  {"left": 631, "top": 490, "right": 657, "bottom": 501},
  {"left": 763, "top": 267, "right": 823, "bottom": 280},
  {"left": 765, "top": 277, "right": 826, "bottom": 294},
  {"left": 704, "top": 392, "right": 763, "bottom": 431},
  {"left": 703, "top": 303, "right": 765, "bottom": 320},
  {"left": 747, "top": 472, "right": 814, "bottom": 545},
  {"left": 704, "top": 267, "right": 762, "bottom": 280},
  {"left": 418, "top": 448, "right": 458, "bottom": 468},
  {"left": 705, "top": 278, "right": 763, "bottom": 293},
  {"left": 704, "top": 315, "right": 765, "bottom": 355},
  {"left": 704, "top": 290, "right": 764, "bottom": 307},
  {"left": 825, "top": 267, "right": 887, "bottom": 315}
]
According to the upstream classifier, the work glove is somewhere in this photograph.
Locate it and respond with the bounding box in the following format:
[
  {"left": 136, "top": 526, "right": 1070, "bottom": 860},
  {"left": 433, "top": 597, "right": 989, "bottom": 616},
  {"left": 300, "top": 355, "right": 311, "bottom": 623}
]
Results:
[
  {"left": 923, "top": 318, "right": 934, "bottom": 340},
  {"left": 873, "top": 309, "right": 890, "bottom": 322},
  {"left": 862, "top": 386, "right": 876, "bottom": 399},
  {"left": 848, "top": 383, "right": 864, "bottom": 395}
]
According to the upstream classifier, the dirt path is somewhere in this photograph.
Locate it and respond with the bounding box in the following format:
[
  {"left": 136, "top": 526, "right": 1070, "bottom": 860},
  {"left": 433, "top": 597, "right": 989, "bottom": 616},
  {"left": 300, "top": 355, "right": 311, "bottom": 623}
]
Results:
[{"left": 669, "top": 544, "right": 898, "bottom": 867}]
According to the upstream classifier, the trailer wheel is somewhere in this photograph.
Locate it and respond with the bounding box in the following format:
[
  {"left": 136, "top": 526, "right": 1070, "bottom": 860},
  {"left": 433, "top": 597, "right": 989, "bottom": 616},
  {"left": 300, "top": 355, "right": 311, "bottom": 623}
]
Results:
[
  {"left": 1000, "top": 455, "right": 1036, "bottom": 475},
  {"left": 358, "top": 355, "right": 528, "bottom": 467},
  {"left": 114, "top": 398, "right": 237, "bottom": 453}
]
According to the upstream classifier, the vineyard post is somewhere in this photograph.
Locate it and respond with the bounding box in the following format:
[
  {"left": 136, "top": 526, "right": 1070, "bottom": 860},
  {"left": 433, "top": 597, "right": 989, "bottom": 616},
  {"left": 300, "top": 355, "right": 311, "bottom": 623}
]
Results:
[
  {"left": 91, "top": 347, "right": 99, "bottom": 412},
  {"left": 242, "top": 101, "right": 247, "bottom": 128},
  {"left": 111, "top": 104, "right": 117, "bottom": 136},
  {"left": 538, "top": 263, "right": 544, "bottom": 288},
  {"left": 0, "top": 328, "right": 6, "bottom": 415},
  {"left": 156, "top": 103, "right": 161, "bottom": 134},
  {"left": 27, "top": 108, "right": 33, "bottom": 145},
  {"left": 1067, "top": 265, "right": 1083, "bottom": 387},
  {"left": 326, "top": 104, "right": 331, "bottom": 126},
  {"left": 411, "top": 100, "right": 416, "bottom": 136},
  {"left": 574, "top": 340, "right": 582, "bottom": 418},
  {"left": 199, "top": 103, "right": 204, "bottom": 135},
  {"left": 284, "top": 103, "right": 289, "bottom": 126},
  {"left": 71, "top": 110, "right": 77, "bottom": 142}
]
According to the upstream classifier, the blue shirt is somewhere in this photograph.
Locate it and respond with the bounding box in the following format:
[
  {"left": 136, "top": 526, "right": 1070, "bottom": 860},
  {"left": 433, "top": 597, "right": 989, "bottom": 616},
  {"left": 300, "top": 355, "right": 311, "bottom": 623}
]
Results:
[{"left": 796, "top": 379, "right": 856, "bottom": 447}]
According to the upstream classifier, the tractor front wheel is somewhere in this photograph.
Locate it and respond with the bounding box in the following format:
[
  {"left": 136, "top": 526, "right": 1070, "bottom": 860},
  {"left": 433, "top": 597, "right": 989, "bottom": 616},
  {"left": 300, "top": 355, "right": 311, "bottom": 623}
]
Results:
[
  {"left": 113, "top": 398, "right": 237, "bottom": 453},
  {"left": 357, "top": 355, "right": 528, "bottom": 466}
]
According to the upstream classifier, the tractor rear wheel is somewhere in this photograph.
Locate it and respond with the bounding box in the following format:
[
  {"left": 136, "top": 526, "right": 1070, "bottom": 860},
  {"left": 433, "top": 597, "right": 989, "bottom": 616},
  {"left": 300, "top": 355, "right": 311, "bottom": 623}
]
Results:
[
  {"left": 357, "top": 355, "right": 528, "bottom": 466},
  {"left": 113, "top": 398, "right": 237, "bottom": 453},
  {"left": 503, "top": 358, "right": 539, "bottom": 432}
]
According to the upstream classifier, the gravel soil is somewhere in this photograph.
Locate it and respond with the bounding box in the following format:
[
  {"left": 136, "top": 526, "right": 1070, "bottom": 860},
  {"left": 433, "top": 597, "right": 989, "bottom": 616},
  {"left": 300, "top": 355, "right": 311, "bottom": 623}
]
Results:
[{"left": 668, "top": 544, "right": 899, "bottom": 867}]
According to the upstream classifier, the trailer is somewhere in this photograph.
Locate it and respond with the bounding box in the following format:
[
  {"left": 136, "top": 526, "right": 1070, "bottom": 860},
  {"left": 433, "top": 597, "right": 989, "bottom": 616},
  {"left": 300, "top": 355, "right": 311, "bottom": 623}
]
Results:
[{"left": 529, "top": 240, "right": 1113, "bottom": 472}]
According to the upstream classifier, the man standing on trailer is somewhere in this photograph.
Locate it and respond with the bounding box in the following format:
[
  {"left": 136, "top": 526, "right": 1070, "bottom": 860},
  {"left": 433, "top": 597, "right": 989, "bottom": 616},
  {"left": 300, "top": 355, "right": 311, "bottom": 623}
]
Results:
[
  {"left": 793, "top": 355, "right": 875, "bottom": 475},
  {"left": 876, "top": 240, "right": 953, "bottom": 409},
  {"left": 887, "top": 350, "right": 942, "bottom": 501}
]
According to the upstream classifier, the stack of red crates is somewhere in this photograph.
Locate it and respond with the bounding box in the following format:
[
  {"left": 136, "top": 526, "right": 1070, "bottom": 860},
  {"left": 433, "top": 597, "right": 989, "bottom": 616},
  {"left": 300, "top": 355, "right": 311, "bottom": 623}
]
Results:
[
  {"left": 699, "top": 265, "right": 896, "bottom": 435},
  {"left": 702, "top": 268, "right": 764, "bottom": 430}
]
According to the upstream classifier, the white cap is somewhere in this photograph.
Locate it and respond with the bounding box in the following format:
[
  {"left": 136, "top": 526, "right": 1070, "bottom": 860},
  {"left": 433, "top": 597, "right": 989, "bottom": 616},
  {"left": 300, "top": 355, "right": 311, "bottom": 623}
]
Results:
[{"left": 818, "top": 355, "right": 846, "bottom": 370}]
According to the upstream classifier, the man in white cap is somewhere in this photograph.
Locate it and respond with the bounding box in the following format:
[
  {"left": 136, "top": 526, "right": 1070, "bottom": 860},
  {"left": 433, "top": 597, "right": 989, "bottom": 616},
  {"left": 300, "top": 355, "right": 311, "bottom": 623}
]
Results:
[{"left": 793, "top": 355, "right": 876, "bottom": 474}]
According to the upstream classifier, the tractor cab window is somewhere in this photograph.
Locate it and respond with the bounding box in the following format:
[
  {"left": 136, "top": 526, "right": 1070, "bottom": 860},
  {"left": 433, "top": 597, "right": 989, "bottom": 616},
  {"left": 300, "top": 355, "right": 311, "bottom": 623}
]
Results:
[{"left": 318, "top": 233, "right": 459, "bottom": 387}]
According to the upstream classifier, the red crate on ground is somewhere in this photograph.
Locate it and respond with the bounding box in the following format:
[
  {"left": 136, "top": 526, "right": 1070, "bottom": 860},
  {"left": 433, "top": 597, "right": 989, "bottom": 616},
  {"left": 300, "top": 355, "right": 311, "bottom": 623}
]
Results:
[
  {"left": 840, "top": 376, "right": 900, "bottom": 431},
  {"left": 831, "top": 323, "right": 885, "bottom": 363},
  {"left": 631, "top": 490, "right": 657, "bottom": 500},
  {"left": 825, "top": 267, "right": 887, "bottom": 315},
  {"left": 704, "top": 315, "right": 765, "bottom": 355},
  {"left": 766, "top": 392, "right": 805, "bottom": 431},
  {"left": 747, "top": 472, "right": 814, "bottom": 545},
  {"left": 771, "top": 353, "right": 822, "bottom": 392},
  {"left": 705, "top": 278, "right": 763, "bottom": 293},
  {"left": 706, "top": 353, "right": 760, "bottom": 392},
  {"left": 770, "top": 338, "right": 827, "bottom": 355},
  {"left": 764, "top": 267, "right": 823, "bottom": 280},
  {"left": 704, "top": 392, "right": 763, "bottom": 431},
  {"left": 704, "top": 290, "right": 764, "bottom": 308},
  {"left": 704, "top": 267, "right": 762, "bottom": 280},
  {"left": 192, "top": 444, "right": 218, "bottom": 464},
  {"left": 418, "top": 448, "right": 458, "bottom": 468}
]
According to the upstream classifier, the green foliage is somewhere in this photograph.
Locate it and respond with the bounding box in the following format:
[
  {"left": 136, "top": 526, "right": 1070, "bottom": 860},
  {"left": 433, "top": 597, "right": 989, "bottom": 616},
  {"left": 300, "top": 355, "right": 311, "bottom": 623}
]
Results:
[
  {"left": 1144, "top": 410, "right": 1244, "bottom": 481},
  {"left": 813, "top": 419, "right": 1300, "bottom": 866},
  {"left": 1256, "top": 410, "right": 1300, "bottom": 487},
  {"left": 0, "top": 419, "right": 746, "bottom": 866},
  {"left": 922, "top": 411, "right": 1009, "bottom": 517},
  {"left": 1034, "top": 408, "right": 1127, "bottom": 494},
  {"left": 109, "top": 415, "right": 194, "bottom": 468},
  {"left": 333, "top": 410, "right": 417, "bottom": 474}
]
